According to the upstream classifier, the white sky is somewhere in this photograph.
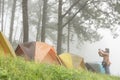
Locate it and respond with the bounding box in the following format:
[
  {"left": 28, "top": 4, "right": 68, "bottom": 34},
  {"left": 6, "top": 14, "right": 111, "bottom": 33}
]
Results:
[{"left": 76, "top": 29, "right": 120, "bottom": 76}]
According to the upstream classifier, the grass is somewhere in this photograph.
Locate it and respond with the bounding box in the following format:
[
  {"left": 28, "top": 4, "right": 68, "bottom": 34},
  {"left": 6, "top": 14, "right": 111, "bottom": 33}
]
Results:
[{"left": 0, "top": 56, "right": 120, "bottom": 80}]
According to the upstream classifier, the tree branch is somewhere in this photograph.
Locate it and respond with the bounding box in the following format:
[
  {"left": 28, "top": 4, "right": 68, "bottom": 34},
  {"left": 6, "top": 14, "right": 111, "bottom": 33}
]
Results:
[
  {"left": 62, "top": 0, "right": 89, "bottom": 28},
  {"left": 62, "top": 0, "right": 81, "bottom": 18}
]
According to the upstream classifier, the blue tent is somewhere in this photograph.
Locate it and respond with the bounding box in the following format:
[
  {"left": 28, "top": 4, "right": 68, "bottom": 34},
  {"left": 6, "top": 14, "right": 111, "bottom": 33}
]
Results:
[{"left": 85, "top": 62, "right": 105, "bottom": 73}]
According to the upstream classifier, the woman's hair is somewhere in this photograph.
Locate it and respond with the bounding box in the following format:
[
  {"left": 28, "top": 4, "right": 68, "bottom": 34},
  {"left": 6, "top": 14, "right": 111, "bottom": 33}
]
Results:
[{"left": 105, "top": 48, "right": 109, "bottom": 53}]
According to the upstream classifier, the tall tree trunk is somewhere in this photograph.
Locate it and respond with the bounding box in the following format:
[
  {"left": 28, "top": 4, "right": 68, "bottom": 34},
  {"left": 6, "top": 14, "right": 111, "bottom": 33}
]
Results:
[
  {"left": 67, "top": 16, "right": 70, "bottom": 52},
  {"left": 0, "top": 0, "right": 1, "bottom": 17},
  {"left": 13, "top": 16, "right": 19, "bottom": 42},
  {"left": 9, "top": 0, "right": 17, "bottom": 43},
  {"left": 19, "top": 30, "right": 23, "bottom": 43},
  {"left": 1, "top": 0, "right": 4, "bottom": 32},
  {"left": 36, "top": 1, "right": 42, "bottom": 41},
  {"left": 22, "top": 0, "right": 29, "bottom": 42},
  {"left": 67, "top": 0, "right": 72, "bottom": 52},
  {"left": 4, "top": 5, "right": 9, "bottom": 32},
  {"left": 56, "top": 0, "right": 88, "bottom": 54},
  {"left": 0, "top": 0, "right": 1, "bottom": 28},
  {"left": 41, "top": 0, "right": 48, "bottom": 42},
  {"left": 57, "top": 0, "right": 63, "bottom": 54}
]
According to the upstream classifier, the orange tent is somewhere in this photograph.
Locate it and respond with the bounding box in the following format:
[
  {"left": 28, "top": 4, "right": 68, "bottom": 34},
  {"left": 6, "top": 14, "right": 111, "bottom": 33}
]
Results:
[{"left": 15, "top": 42, "right": 60, "bottom": 65}]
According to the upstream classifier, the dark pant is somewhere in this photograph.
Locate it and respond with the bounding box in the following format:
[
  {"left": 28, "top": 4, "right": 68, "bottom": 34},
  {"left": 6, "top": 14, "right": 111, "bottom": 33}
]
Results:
[{"left": 104, "top": 65, "right": 110, "bottom": 74}]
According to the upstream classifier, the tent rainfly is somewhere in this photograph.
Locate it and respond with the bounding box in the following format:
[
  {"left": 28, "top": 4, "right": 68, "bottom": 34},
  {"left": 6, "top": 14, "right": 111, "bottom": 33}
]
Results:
[
  {"left": 15, "top": 41, "right": 61, "bottom": 65},
  {"left": 0, "top": 32, "right": 16, "bottom": 57},
  {"left": 59, "top": 53, "right": 86, "bottom": 69}
]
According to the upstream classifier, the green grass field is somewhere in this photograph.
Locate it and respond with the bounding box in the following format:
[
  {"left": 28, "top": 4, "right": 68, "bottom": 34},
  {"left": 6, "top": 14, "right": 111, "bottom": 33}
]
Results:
[{"left": 0, "top": 56, "right": 120, "bottom": 80}]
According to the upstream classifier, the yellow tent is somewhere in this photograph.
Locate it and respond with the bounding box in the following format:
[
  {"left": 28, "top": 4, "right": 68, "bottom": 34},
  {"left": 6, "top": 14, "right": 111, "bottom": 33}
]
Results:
[
  {"left": 0, "top": 32, "right": 16, "bottom": 57},
  {"left": 59, "top": 53, "right": 73, "bottom": 68},
  {"left": 59, "top": 53, "right": 86, "bottom": 69},
  {"left": 71, "top": 53, "right": 86, "bottom": 69}
]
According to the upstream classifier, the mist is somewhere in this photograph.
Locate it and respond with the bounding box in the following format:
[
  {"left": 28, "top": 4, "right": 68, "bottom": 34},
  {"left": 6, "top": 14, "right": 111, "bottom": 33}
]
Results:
[{"left": 76, "top": 30, "right": 120, "bottom": 76}]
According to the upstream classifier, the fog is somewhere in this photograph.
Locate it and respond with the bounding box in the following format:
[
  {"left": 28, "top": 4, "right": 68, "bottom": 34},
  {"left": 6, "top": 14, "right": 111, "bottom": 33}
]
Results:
[
  {"left": 38, "top": 27, "right": 120, "bottom": 76},
  {"left": 76, "top": 30, "right": 120, "bottom": 76}
]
